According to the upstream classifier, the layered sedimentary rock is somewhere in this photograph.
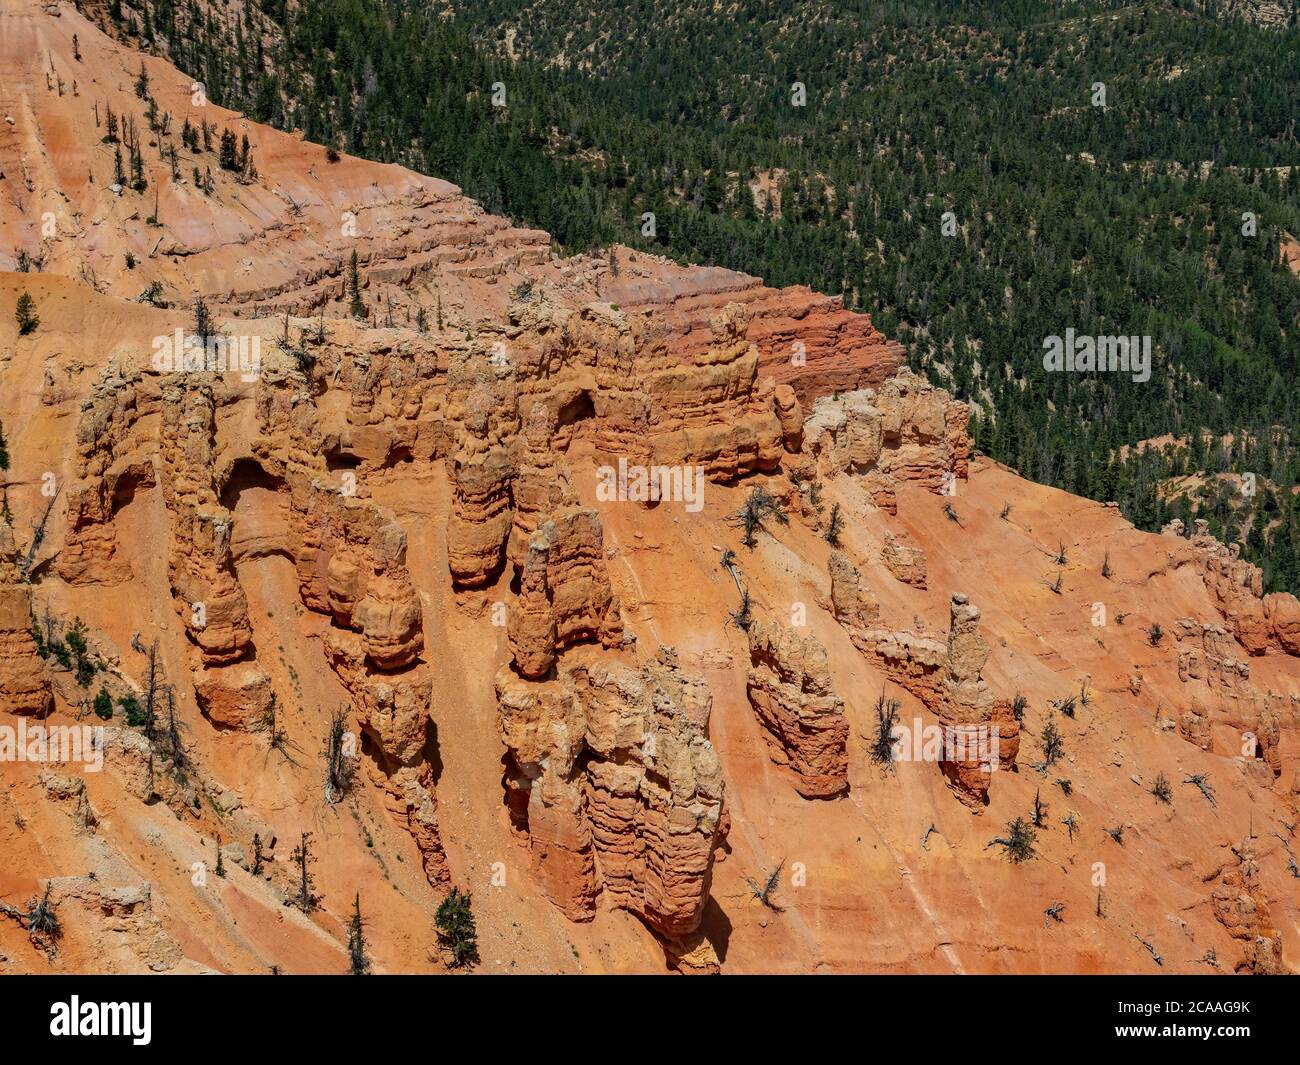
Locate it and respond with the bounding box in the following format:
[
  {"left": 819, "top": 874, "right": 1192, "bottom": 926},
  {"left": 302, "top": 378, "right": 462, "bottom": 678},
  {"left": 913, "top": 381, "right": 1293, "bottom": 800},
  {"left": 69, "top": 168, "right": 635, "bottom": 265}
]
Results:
[
  {"left": 508, "top": 506, "right": 622, "bottom": 679},
  {"left": 881, "top": 530, "right": 928, "bottom": 588},
  {"left": 0, "top": 518, "right": 52, "bottom": 716},
  {"left": 773, "top": 383, "right": 804, "bottom": 452},
  {"left": 446, "top": 296, "right": 784, "bottom": 589},
  {"left": 1164, "top": 520, "right": 1300, "bottom": 657},
  {"left": 989, "top": 698, "right": 1022, "bottom": 773},
  {"left": 521, "top": 297, "right": 783, "bottom": 480},
  {"left": 159, "top": 378, "right": 255, "bottom": 667},
  {"left": 496, "top": 648, "right": 725, "bottom": 955},
  {"left": 264, "top": 382, "right": 447, "bottom": 886},
  {"left": 607, "top": 271, "right": 905, "bottom": 409},
  {"left": 1210, "top": 837, "right": 1285, "bottom": 975},
  {"left": 87, "top": 339, "right": 454, "bottom": 886},
  {"left": 939, "top": 595, "right": 998, "bottom": 808},
  {"left": 828, "top": 556, "right": 1008, "bottom": 805},
  {"left": 745, "top": 621, "right": 849, "bottom": 798},
  {"left": 445, "top": 351, "right": 519, "bottom": 588},
  {"left": 828, "top": 552, "right": 946, "bottom": 701},
  {"left": 827, "top": 549, "right": 880, "bottom": 627},
  {"left": 802, "top": 368, "right": 971, "bottom": 496},
  {"left": 1172, "top": 617, "right": 1296, "bottom": 789},
  {"left": 57, "top": 360, "right": 155, "bottom": 585}
]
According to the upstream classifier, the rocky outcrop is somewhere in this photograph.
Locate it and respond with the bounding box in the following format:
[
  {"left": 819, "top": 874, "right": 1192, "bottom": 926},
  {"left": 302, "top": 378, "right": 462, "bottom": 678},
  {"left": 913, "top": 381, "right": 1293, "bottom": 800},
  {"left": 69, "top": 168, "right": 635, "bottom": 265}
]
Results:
[
  {"left": 827, "top": 549, "right": 879, "bottom": 627},
  {"left": 938, "top": 595, "right": 998, "bottom": 809},
  {"left": 607, "top": 272, "right": 905, "bottom": 409},
  {"left": 159, "top": 379, "right": 254, "bottom": 667},
  {"left": 1210, "top": 837, "right": 1285, "bottom": 975},
  {"left": 829, "top": 576, "right": 1008, "bottom": 805},
  {"left": 0, "top": 518, "right": 52, "bottom": 717},
  {"left": 445, "top": 353, "right": 518, "bottom": 589},
  {"left": 508, "top": 506, "right": 622, "bottom": 679},
  {"left": 39, "top": 770, "right": 97, "bottom": 834},
  {"left": 194, "top": 660, "right": 274, "bottom": 732},
  {"left": 773, "top": 383, "right": 804, "bottom": 452},
  {"left": 802, "top": 368, "right": 970, "bottom": 495},
  {"left": 881, "top": 530, "right": 928, "bottom": 588},
  {"left": 1172, "top": 617, "right": 1295, "bottom": 788},
  {"left": 497, "top": 648, "right": 725, "bottom": 956},
  {"left": 1264, "top": 592, "right": 1300, "bottom": 655},
  {"left": 745, "top": 621, "right": 849, "bottom": 798},
  {"left": 326, "top": 624, "right": 448, "bottom": 887},
  {"left": 1165, "top": 521, "right": 1300, "bottom": 657},
  {"left": 57, "top": 360, "right": 155, "bottom": 585},
  {"left": 989, "top": 698, "right": 1022, "bottom": 773},
  {"left": 1175, "top": 618, "right": 1251, "bottom": 689}
]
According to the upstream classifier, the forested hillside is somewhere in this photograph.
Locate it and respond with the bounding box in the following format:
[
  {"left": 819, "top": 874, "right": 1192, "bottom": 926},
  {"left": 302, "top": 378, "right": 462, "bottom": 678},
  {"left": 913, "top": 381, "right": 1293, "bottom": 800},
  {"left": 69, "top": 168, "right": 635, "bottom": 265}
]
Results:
[{"left": 96, "top": 0, "right": 1300, "bottom": 592}]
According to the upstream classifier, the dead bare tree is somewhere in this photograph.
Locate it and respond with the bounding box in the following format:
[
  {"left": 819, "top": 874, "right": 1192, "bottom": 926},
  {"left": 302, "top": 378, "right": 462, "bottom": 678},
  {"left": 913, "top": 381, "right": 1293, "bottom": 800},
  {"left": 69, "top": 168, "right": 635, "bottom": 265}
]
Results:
[
  {"left": 1183, "top": 773, "right": 1217, "bottom": 808},
  {"left": 19, "top": 486, "right": 60, "bottom": 579},
  {"left": 131, "top": 634, "right": 162, "bottom": 742},
  {"left": 162, "top": 686, "right": 187, "bottom": 769},
  {"left": 290, "top": 833, "right": 317, "bottom": 912},
  {"left": 1135, "top": 934, "right": 1163, "bottom": 966},
  {"left": 324, "top": 707, "right": 356, "bottom": 805},
  {"left": 257, "top": 693, "right": 301, "bottom": 765},
  {"left": 745, "top": 859, "right": 785, "bottom": 911}
]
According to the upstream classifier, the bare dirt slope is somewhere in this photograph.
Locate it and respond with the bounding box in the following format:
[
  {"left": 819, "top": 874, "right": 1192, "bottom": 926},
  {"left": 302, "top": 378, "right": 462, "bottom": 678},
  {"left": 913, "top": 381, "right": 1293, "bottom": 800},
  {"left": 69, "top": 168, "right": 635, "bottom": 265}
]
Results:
[{"left": 1, "top": 0, "right": 1297, "bottom": 975}]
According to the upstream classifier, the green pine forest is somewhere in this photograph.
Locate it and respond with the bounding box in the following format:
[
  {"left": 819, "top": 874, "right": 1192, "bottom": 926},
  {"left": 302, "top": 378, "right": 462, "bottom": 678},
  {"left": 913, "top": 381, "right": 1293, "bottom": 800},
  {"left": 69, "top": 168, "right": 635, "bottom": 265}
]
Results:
[{"left": 104, "top": 0, "right": 1300, "bottom": 593}]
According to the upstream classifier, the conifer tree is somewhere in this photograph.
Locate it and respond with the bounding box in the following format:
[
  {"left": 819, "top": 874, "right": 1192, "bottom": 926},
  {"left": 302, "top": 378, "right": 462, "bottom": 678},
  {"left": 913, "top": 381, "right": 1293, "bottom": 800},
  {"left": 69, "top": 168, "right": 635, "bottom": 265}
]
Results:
[
  {"left": 347, "top": 251, "right": 365, "bottom": 319},
  {"left": 15, "top": 292, "right": 38, "bottom": 336}
]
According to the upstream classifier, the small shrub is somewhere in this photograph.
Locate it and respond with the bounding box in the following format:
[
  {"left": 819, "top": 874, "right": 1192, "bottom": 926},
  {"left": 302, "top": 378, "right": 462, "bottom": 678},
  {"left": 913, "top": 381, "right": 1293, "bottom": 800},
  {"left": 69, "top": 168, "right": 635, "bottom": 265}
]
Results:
[
  {"left": 25, "top": 884, "right": 60, "bottom": 943},
  {"left": 118, "top": 694, "right": 145, "bottom": 728},
  {"left": 990, "top": 817, "right": 1037, "bottom": 863},
  {"left": 729, "top": 484, "right": 788, "bottom": 548},
  {"left": 822, "top": 502, "right": 845, "bottom": 546},
  {"left": 1183, "top": 773, "right": 1217, "bottom": 808},
  {"left": 869, "top": 693, "right": 901, "bottom": 769},
  {"left": 1151, "top": 773, "right": 1172, "bottom": 804},
  {"left": 1040, "top": 719, "right": 1064, "bottom": 767},
  {"left": 93, "top": 687, "right": 113, "bottom": 720}
]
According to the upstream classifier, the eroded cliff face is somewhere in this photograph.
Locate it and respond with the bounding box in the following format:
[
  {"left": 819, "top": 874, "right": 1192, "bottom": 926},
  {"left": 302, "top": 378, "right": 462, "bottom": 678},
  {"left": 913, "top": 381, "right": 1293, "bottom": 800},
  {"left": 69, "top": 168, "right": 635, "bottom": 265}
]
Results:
[
  {"left": 938, "top": 595, "right": 998, "bottom": 809},
  {"left": 496, "top": 648, "right": 726, "bottom": 966},
  {"left": 3, "top": 0, "right": 1299, "bottom": 978},
  {"left": 744, "top": 621, "right": 849, "bottom": 799},
  {"left": 1165, "top": 519, "right": 1300, "bottom": 657},
  {"left": 803, "top": 369, "right": 970, "bottom": 493},
  {"left": 0, "top": 519, "right": 52, "bottom": 717},
  {"left": 445, "top": 296, "right": 787, "bottom": 589}
]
